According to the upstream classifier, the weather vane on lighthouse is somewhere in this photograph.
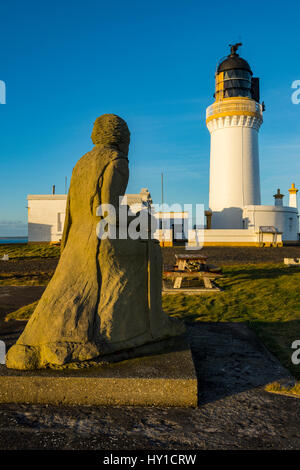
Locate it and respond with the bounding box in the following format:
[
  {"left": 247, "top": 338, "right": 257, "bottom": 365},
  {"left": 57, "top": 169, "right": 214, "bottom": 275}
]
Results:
[{"left": 229, "top": 42, "right": 242, "bottom": 56}]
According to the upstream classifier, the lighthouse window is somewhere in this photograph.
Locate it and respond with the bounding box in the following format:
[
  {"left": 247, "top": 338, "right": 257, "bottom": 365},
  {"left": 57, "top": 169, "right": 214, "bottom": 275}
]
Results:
[
  {"left": 224, "top": 88, "right": 251, "bottom": 98},
  {"left": 223, "top": 69, "right": 251, "bottom": 80},
  {"left": 223, "top": 79, "right": 251, "bottom": 90},
  {"left": 219, "top": 68, "right": 252, "bottom": 99},
  {"left": 289, "top": 218, "right": 293, "bottom": 232}
]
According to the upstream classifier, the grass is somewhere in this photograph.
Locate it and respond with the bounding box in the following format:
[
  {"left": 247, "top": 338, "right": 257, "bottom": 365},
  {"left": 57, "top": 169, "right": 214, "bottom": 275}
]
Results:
[
  {"left": 265, "top": 381, "right": 300, "bottom": 397},
  {"left": 163, "top": 264, "right": 300, "bottom": 379},
  {"left": 163, "top": 264, "right": 300, "bottom": 323},
  {"left": 5, "top": 301, "right": 38, "bottom": 321},
  {"left": 0, "top": 243, "right": 60, "bottom": 259},
  {"left": 0, "top": 272, "right": 53, "bottom": 286}
]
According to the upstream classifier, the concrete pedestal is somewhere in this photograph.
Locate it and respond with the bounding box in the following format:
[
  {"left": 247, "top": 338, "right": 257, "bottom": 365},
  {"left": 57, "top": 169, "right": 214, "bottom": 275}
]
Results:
[{"left": 0, "top": 337, "right": 197, "bottom": 407}]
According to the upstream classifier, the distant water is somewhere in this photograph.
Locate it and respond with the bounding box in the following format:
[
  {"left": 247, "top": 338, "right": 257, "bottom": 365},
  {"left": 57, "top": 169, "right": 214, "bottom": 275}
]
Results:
[{"left": 0, "top": 237, "right": 28, "bottom": 244}]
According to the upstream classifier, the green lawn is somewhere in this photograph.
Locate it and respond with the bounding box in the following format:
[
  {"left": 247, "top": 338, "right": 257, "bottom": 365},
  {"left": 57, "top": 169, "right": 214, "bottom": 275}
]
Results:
[
  {"left": 163, "top": 264, "right": 300, "bottom": 379},
  {"left": 5, "top": 301, "right": 38, "bottom": 321},
  {"left": 266, "top": 381, "right": 300, "bottom": 397},
  {"left": 0, "top": 243, "right": 60, "bottom": 259},
  {"left": 0, "top": 272, "right": 53, "bottom": 286}
]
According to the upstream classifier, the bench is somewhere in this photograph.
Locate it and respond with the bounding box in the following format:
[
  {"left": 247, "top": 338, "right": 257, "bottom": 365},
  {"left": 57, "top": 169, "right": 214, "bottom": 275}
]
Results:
[{"left": 163, "top": 254, "right": 222, "bottom": 290}]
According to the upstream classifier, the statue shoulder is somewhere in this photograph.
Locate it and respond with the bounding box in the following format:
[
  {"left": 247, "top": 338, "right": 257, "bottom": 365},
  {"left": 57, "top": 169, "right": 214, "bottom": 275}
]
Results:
[
  {"left": 107, "top": 153, "right": 129, "bottom": 175},
  {"left": 111, "top": 153, "right": 129, "bottom": 165},
  {"left": 108, "top": 148, "right": 129, "bottom": 161},
  {"left": 72, "top": 147, "right": 98, "bottom": 174},
  {"left": 71, "top": 147, "right": 128, "bottom": 178}
]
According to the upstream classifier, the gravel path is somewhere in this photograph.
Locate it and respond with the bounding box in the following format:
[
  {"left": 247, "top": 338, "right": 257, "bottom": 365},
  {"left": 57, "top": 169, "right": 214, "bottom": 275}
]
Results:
[
  {"left": 163, "top": 246, "right": 300, "bottom": 266},
  {"left": 0, "top": 388, "right": 299, "bottom": 450}
]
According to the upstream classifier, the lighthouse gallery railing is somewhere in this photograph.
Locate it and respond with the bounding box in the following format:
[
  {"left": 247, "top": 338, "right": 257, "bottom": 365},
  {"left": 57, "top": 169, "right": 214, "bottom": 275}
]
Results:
[{"left": 206, "top": 99, "right": 263, "bottom": 119}]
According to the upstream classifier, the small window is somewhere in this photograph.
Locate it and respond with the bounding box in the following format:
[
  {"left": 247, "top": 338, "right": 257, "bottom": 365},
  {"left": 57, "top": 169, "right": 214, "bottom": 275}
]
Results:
[{"left": 57, "top": 212, "right": 65, "bottom": 233}]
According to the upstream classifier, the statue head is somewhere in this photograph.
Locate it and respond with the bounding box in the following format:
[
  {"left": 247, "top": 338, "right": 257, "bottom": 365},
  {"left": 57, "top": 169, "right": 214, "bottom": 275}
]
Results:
[{"left": 91, "top": 114, "right": 130, "bottom": 155}]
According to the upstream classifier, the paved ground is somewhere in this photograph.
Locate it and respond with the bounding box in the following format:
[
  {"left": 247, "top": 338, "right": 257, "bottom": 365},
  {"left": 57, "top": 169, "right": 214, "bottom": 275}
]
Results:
[
  {"left": 0, "top": 308, "right": 298, "bottom": 450},
  {"left": 0, "top": 388, "right": 299, "bottom": 450}
]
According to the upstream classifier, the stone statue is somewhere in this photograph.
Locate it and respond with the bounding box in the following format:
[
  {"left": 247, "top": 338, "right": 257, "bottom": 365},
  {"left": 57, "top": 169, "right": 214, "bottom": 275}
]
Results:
[{"left": 6, "top": 114, "right": 185, "bottom": 370}]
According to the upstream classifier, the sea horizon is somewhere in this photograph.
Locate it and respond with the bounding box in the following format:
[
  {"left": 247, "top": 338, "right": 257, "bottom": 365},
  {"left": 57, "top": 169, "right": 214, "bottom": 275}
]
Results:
[{"left": 0, "top": 236, "right": 28, "bottom": 244}]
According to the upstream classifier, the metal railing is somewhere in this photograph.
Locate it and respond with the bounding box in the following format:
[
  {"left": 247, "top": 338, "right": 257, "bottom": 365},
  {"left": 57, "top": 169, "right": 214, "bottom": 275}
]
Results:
[{"left": 206, "top": 99, "right": 263, "bottom": 119}]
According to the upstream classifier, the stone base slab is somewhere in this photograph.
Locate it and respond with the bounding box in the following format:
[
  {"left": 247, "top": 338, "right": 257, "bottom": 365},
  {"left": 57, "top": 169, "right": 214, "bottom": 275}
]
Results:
[{"left": 0, "top": 338, "right": 197, "bottom": 407}]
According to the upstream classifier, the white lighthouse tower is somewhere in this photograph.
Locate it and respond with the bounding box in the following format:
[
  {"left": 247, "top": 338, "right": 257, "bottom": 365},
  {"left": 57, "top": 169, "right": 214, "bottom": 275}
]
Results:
[{"left": 206, "top": 43, "right": 264, "bottom": 228}]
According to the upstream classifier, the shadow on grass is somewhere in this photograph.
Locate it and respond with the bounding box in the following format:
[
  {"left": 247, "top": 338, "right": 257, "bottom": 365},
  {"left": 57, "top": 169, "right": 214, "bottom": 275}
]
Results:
[{"left": 223, "top": 265, "right": 300, "bottom": 282}]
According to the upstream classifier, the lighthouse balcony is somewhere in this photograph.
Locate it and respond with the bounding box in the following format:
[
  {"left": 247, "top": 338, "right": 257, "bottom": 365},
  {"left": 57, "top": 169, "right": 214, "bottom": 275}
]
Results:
[{"left": 206, "top": 98, "right": 263, "bottom": 123}]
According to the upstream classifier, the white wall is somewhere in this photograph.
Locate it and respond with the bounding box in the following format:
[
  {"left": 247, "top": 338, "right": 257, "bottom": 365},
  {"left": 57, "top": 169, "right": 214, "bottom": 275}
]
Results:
[
  {"left": 207, "top": 113, "right": 262, "bottom": 229},
  {"left": 27, "top": 196, "right": 189, "bottom": 243},
  {"left": 154, "top": 212, "right": 189, "bottom": 240},
  {"left": 289, "top": 191, "right": 298, "bottom": 209},
  {"left": 28, "top": 194, "right": 147, "bottom": 242},
  {"left": 153, "top": 229, "right": 173, "bottom": 244},
  {"left": 188, "top": 229, "right": 282, "bottom": 246},
  {"left": 28, "top": 196, "right": 67, "bottom": 242},
  {"left": 209, "top": 125, "right": 261, "bottom": 209},
  {"left": 243, "top": 205, "right": 299, "bottom": 241}
]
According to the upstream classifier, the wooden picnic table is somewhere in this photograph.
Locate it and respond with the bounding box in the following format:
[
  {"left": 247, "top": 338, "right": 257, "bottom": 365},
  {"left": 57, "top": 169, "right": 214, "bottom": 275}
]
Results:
[{"left": 164, "top": 253, "right": 221, "bottom": 290}]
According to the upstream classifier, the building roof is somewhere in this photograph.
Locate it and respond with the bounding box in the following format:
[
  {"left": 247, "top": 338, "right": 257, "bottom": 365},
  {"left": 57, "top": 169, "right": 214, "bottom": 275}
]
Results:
[
  {"left": 121, "top": 188, "right": 152, "bottom": 206},
  {"left": 27, "top": 195, "right": 67, "bottom": 200},
  {"left": 27, "top": 188, "right": 152, "bottom": 206},
  {"left": 217, "top": 54, "right": 252, "bottom": 75}
]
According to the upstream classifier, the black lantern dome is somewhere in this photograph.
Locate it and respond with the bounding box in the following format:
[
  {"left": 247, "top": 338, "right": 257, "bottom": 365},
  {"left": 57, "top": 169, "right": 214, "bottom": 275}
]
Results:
[{"left": 215, "top": 43, "right": 259, "bottom": 102}]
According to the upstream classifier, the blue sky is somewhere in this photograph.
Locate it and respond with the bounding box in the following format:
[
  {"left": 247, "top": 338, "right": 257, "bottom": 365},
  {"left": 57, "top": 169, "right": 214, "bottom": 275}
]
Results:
[{"left": 0, "top": 0, "right": 300, "bottom": 235}]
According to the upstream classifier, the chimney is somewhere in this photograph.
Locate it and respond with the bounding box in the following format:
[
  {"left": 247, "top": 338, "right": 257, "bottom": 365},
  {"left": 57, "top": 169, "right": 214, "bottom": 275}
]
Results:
[
  {"left": 273, "top": 188, "right": 284, "bottom": 207},
  {"left": 288, "top": 182, "right": 298, "bottom": 209}
]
